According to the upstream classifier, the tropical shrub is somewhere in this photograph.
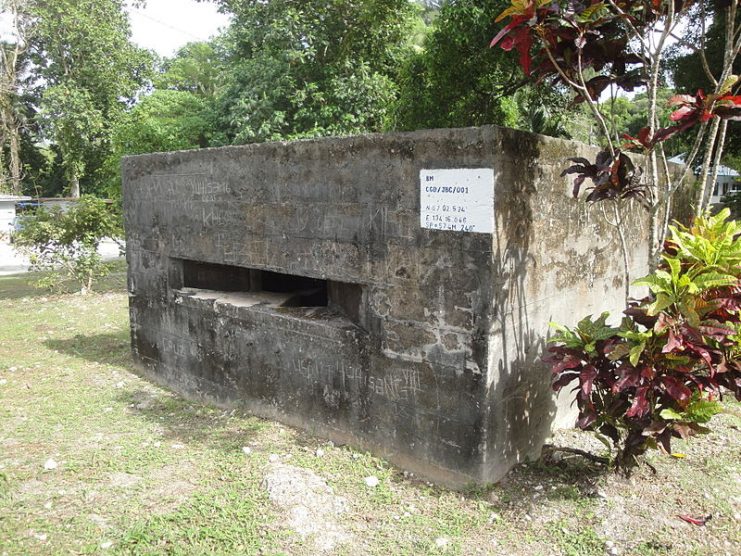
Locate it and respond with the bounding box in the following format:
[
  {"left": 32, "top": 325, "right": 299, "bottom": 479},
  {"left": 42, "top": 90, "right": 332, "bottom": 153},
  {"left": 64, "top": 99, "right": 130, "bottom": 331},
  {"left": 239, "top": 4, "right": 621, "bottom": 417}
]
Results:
[
  {"left": 12, "top": 196, "right": 123, "bottom": 293},
  {"left": 545, "top": 209, "right": 740, "bottom": 472}
]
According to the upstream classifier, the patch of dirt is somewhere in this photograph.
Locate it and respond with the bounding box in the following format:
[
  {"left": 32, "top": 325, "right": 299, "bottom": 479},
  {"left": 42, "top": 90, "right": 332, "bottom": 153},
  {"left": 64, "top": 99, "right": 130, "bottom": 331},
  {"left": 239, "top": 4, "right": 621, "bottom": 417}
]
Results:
[
  {"left": 88, "top": 513, "right": 110, "bottom": 529},
  {"left": 107, "top": 472, "right": 142, "bottom": 489},
  {"left": 139, "top": 463, "right": 199, "bottom": 515},
  {"left": 126, "top": 389, "right": 160, "bottom": 411},
  {"left": 263, "top": 462, "right": 352, "bottom": 553},
  {"left": 17, "top": 479, "right": 45, "bottom": 495}
]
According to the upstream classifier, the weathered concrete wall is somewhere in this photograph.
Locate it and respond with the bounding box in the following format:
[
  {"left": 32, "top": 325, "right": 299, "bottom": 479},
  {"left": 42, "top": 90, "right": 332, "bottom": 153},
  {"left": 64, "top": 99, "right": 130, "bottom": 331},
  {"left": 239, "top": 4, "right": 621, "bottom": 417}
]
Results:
[{"left": 123, "top": 126, "right": 652, "bottom": 485}]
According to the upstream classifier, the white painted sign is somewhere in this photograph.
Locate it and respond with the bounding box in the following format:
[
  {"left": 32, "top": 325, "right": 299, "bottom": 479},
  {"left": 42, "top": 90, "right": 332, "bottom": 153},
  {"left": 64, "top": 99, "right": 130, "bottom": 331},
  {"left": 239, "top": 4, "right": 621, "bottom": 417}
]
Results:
[{"left": 420, "top": 168, "right": 494, "bottom": 233}]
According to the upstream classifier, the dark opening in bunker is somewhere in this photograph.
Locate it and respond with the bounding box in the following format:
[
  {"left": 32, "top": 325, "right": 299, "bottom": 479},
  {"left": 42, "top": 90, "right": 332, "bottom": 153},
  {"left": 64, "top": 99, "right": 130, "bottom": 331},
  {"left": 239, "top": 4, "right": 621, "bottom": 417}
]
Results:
[
  {"left": 173, "top": 259, "right": 363, "bottom": 323},
  {"left": 181, "top": 259, "right": 253, "bottom": 292}
]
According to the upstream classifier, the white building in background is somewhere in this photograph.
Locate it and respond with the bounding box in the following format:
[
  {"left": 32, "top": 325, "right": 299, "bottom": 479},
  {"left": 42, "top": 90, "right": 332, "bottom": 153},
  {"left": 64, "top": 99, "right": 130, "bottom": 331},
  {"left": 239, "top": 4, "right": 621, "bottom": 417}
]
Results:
[
  {"left": 708, "top": 164, "right": 741, "bottom": 205},
  {"left": 0, "top": 195, "right": 31, "bottom": 239},
  {"left": 668, "top": 154, "right": 741, "bottom": 205}
]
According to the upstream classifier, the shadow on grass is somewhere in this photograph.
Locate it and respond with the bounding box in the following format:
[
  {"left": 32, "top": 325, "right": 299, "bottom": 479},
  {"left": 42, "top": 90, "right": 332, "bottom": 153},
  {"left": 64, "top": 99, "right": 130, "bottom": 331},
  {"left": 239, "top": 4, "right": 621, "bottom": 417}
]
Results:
[
  {"left": 46, "top": 330, "right": 271, "bottom": 453},
  {"left": 0, "top": 273, "right": 51, "bottom": 300},
  {"left": 0, "top": 267, "right": 127, "bottom": 301},
  {"left": 116, "top": 386, "right": 268, "bottom": 453},
  {"left": 457, "top": 444, "right": 609, "bottom": 508},
  {"left": 45, "top": 330, "right": 134, "bottom": 368},
  {"left": 44, "top": 331, "right": 610, "bottom": 497},
  {"left": 485, "top": 445, "right": 610, "bottom": 509}
]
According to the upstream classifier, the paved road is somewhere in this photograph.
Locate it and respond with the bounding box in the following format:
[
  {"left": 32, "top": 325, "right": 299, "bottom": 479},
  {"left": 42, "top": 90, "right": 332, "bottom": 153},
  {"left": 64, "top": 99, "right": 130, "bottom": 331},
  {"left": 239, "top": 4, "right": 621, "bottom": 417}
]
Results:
[{"left": 0, "top": 239, "right": 124, "bottom": 276}]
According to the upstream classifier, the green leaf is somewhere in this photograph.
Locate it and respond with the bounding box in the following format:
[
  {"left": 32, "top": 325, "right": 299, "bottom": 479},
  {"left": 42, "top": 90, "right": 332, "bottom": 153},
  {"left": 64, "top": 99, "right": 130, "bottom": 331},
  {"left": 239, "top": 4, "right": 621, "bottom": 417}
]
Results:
[
  {"left": 549, "top": 322, "right": 568, "bottom": 333},
  {"left": 692, "top": 271, "right": 737, "bottom": 290},
  {"left": 678, "top": 274, "right": 693, "bottom": 290},
  {"left": 607, "top": 342, "right": 631, "bottom": 361},
  {"left": 634, "top": 273, "right": 671, "bottom": 295},
  {"left": 577, "top": 2, "right": 608, "bottom": 22},
  {"left": 629, "top": 342, "right": 645, "bottom": 367},
  {"left": 665, "top": 256, "right": 681, "bottom": 280},
  {"left": 684, "top": 399, "right": 723, "bottom": 424},
  {"left": 659, "top": 408, "right": 683, "bottom": 420},
  {"left": 647, "top": 293, "right": 674, "bottom": 316},
  {"left": 678, "top": 302, "right": 701, "bottom": 328}
]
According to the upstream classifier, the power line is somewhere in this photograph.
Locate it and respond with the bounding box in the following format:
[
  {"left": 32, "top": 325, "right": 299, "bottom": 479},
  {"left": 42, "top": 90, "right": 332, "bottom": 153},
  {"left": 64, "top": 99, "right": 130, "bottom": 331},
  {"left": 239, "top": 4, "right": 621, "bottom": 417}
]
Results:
[{"left": 132, "top": 10, "right": 206, "bottom": 42}]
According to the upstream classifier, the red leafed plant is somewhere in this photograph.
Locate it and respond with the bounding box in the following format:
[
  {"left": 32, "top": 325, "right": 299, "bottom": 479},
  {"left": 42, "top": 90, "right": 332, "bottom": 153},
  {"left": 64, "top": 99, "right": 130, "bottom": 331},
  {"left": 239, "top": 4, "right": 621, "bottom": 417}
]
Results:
[{"left": 545, "top": 209, "right": 740, "bottom": 472}]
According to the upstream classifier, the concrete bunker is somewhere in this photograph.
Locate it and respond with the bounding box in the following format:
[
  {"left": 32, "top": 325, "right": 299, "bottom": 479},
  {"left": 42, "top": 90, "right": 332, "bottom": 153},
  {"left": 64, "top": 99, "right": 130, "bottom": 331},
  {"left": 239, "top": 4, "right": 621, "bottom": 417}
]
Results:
[{"left": 123, "top": 125, "right": 655, "bottom": 485}]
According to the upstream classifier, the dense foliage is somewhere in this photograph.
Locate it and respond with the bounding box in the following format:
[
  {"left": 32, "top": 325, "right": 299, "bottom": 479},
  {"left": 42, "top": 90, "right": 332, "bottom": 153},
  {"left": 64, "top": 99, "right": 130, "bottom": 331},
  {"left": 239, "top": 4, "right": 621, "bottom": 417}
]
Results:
[
  {"left": 27, "top": 0, "right": 152, "bottom": 196},
  {"left": 211, "top": 0, "right": 416, "bottom": 143},
  {"left": 12, "top": 196, "right": 123, "bottom": 292},
  {"left": 394, "top": 0, "right": 522, "bottom": 130},
  {"left": 1, "top": 0, "right": 587, "bottom": 197},
  {"left": 546, "top": 210, "right": 741, "bottom": 471},
  {"left": 393, "top": 0, "right": 572, "bottom": 135}
]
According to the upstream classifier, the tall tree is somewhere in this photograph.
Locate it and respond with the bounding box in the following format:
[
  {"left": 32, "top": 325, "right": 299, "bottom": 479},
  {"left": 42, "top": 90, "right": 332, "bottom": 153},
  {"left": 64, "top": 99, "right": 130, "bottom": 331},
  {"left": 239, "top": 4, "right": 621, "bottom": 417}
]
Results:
[
  {"left": 211, "top": 0, "right": 417, "bottom": 144},
  {"left": 100, "top": 40, "right": 224, "bottom": 198},
  {"left": 27, "top": 0, "right": 151, "bottom": 197},
  {"left": 155, "top": 41, "right": 224, "bottom": 99},
  {"left": 0, "top": 0, "right": 33, "bottom": 195}
]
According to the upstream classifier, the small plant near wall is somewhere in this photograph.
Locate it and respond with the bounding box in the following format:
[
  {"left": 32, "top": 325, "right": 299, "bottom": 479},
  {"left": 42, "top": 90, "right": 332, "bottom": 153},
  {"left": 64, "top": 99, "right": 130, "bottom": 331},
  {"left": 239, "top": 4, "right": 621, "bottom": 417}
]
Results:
[
  {"left": 12, "top": 196, "right": 122, "bottom": 293},
  {"left": 545, "top": 209, "right": 740, "bottom": 472}
]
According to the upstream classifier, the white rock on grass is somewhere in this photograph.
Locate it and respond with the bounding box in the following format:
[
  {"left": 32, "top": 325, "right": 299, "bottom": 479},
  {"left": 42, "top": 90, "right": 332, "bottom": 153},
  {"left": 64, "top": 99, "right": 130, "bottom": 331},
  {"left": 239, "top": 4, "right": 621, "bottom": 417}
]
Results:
[
  {"left": 43, "top": 459, "right": 58, "bottom": 471},
  {"left": 263, "top": 463, "right": 352, "bottom": 553},
  {"left": 435, "top": 537, "right": 450, "bottom": 548},
  {"left": 364, "top": 476, "right": 380, "bottom": 488},
  {"left": 242, "top": 446, "right": 252, "bottom": 455}
]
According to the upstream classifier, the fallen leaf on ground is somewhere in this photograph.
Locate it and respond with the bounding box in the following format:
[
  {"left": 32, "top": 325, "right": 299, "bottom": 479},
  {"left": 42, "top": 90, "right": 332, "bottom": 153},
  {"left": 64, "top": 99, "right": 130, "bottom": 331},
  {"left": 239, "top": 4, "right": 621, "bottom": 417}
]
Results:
[{"left": 678, "top": 514, "right": 711, "bottom": 526}]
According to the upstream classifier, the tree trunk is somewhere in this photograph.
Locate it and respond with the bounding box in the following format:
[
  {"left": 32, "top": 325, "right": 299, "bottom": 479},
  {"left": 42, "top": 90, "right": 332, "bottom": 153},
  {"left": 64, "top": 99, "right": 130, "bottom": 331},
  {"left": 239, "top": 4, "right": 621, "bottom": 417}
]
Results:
[
  {"left": 695, "top": 117, "right": 721, "bottom": 215},
  {"left": 0, "top": 138, "right": 7, "bottom": 195},
  {"left": 704, "top": 120, "right": 728, "bottom": 208},
  {"left": 647, "top": 150, "right": 660, "bottom": 271},
  {"left": 70, "top": 174, "right": 80, "bottom": 198},
  {"left": 0, "top": 107, "right": 10, "bottom": 195},
  {"left": 8, "top": 122, "right": 21, "bottom": 195}
]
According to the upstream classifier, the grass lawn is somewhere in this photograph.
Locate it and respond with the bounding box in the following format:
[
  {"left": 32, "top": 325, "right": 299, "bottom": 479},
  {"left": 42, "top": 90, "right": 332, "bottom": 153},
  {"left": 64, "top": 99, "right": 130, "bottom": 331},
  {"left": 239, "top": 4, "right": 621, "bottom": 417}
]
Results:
[{"left": 0, "top": 270, "right": 739, "bottom": 555}]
